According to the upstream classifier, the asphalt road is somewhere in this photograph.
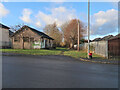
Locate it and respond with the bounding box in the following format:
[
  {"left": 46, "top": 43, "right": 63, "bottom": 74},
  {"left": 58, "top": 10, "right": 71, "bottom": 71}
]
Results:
[{"left": 2, "top": 55, "right": 118, "bottom": 88}]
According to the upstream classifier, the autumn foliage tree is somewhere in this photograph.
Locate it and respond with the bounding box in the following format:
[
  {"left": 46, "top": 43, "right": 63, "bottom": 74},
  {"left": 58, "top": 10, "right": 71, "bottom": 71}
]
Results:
[
  {"left": 43, "top": 23, "right": 62, "bottom": 46},
  {"left": 61, "top": 19, "right": 84, "bottom": 48}
]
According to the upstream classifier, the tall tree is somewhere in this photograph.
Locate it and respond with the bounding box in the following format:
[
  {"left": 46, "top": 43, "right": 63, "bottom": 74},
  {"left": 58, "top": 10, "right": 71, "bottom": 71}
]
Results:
[
  {"left": 43, "top": 23, "right": 62, "bottom": 46},
  {"left": 61, "top": 19, "right": 84, "bottom": 48},
  {"left": 10, "top": 23, "right": 24, "bottom": 32}
]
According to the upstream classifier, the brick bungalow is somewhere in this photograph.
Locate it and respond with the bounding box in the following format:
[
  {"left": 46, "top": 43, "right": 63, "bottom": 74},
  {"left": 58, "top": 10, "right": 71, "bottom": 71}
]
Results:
[{"left": 11, "top": 25, "right": 54, "bottom": 49}]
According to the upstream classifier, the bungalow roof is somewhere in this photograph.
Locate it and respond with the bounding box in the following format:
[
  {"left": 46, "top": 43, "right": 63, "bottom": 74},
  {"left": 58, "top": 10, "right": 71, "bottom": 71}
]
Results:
[
  {"left": 108, "top": 33, "right": 120, "bottom": 40},
  {"left": 12, "top": 25, "right": 54, "bottom": 40},
  {"left": 0, "top": 23, "right": 10, "bottom": 29}
]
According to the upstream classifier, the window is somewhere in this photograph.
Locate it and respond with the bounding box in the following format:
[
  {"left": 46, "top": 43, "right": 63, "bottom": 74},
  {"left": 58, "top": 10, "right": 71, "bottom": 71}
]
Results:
[
  {"left": 30, "top": 38, "right": 34, "bottom": 42},
  {"left": 14, "top": 37, "right": 20, "bottom": 42},
  {"left": 23, "top": 37, "right": 29, "bottom": 42}
]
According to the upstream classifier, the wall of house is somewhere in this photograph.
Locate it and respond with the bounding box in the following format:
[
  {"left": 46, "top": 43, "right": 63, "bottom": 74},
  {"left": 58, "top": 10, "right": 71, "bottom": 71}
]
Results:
[
  {"left": 12, "top": 37, "right": 23, "bottom": 49},
  {"left": 44, "top": 39, "right": 52, "bottom": 48},
  {"left": 12, "top": 28, "right": 53, "bottom": 49},
  {"left": 108, "top": 38, "right": 120, "bottom": 60},
  {"left": 33, "top": 39, "right": 45, "bottom": 49},
  {"left": 0, "top": 27, "right": 10, "bottom": 48},
  {"left": 12, "top": 28, "right": 41, "bottom": 49},
  {"left": 50, "top": 40, "right": 53, "bottom": 47},
  {"left": 33, "top": 38, "right": 53, "bottom": 49}
]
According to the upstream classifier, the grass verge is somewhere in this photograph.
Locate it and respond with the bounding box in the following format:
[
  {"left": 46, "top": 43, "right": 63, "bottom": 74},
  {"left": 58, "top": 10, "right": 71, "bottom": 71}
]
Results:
[
  {"left": 1, "top": 47, "right": 103, "bottom": 59},
  {"left": 1, "top": 49, "right": 62, "bottom": 55},
  {"left": 64, "top": 50, "right": 104, "bottom": 59}
]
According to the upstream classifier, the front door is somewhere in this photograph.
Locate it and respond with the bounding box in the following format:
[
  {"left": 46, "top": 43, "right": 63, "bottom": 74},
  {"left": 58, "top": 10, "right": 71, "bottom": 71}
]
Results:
[{"left": 23, "top": 37, "right": 30, "bottom": 49}]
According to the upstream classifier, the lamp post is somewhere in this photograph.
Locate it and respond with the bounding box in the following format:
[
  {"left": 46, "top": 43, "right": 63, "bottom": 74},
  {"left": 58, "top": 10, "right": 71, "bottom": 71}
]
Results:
[
  {"left": 88, "top": 0, "right": 90, "bottom": 58},
  {"left": 77, "top": 19, "right": 80, "bottom": 51}
]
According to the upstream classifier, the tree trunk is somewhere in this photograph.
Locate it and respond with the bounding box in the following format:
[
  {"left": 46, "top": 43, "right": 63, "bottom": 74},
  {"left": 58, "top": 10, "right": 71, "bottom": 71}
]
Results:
[{"left": 70, "top": 42, "right": 73, "bottom": 49}]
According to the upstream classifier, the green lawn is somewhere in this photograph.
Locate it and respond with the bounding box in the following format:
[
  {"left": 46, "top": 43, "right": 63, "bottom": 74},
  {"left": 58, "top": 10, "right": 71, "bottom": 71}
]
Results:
[
  {"left": 1, "top": 48, "right": 62, "bottom": 55},
  {"left": 64, "top": 50, "right": 104, "bottom": 59},
  {"left": 1, "top": 47, "right": 103, "bottom": 59}
]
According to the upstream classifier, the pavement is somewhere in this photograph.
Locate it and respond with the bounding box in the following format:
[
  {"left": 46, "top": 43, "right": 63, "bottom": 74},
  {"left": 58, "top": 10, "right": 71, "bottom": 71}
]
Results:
[
  {"left": 2, "top": 52, "right": 119, "bottom": 65},
  {"left": 2, "top": 55, "right": 119, "bottom": 88},
  {"left": 79, "top": 58, "right": 119, "bottom": 65}
]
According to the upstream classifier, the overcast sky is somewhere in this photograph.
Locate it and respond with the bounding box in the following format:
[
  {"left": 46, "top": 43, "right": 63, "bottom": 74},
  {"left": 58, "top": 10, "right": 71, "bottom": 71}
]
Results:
[{"left": 0, "top": 1, "right": 118, "bottom": 40}]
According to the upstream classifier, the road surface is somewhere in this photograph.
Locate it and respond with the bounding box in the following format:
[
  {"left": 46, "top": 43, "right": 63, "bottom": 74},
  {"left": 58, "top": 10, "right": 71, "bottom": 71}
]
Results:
[{"left": 2, "top": 55, "right": 118, "bottom": 88}]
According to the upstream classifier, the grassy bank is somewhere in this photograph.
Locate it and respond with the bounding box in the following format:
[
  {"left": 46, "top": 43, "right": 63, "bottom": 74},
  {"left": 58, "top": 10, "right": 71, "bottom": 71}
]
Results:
[
  {"left": 1, "top": 48, "right": 62, "bottom": 55},
  {"left": 1, "top": 47, "right": 103, "bottom": 59},
  {"left": 64, "top": 50, "right": 104, "bottom": 59}
]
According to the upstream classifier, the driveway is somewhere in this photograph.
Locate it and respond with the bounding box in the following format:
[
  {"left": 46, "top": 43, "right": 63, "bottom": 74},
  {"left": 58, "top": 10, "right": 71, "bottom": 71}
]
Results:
[{"left": 2, "top": 55, "right": 118, "bottom": 88}]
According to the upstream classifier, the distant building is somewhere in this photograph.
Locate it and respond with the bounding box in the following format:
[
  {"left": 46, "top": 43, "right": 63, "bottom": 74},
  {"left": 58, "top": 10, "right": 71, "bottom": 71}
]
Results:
[
  {"left": 81, "top": 35, "right": 118, "bottom": 59},
  {"left": 12, "top": 25, "right": 54, "bottom": 49},
  {"left": 108, "top": 34, "right": 120, "bottom": 59},
  {"left": 90, "top": 35, "right": 114, "bottom": 58},
  {"left": 0, "top": 23, "right": 13, "bottom": 48}
]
